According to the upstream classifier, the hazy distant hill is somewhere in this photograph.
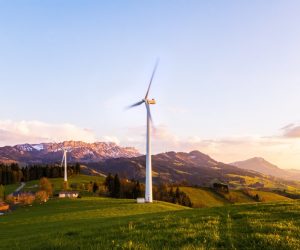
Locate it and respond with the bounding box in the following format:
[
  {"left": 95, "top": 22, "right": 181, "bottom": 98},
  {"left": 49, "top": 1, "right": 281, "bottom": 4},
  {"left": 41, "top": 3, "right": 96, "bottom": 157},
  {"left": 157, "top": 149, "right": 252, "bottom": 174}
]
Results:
[
  {"left": 231, "top": 157, "right": 300, "bottom": 181},
  {"left": 89, "top": 150, "right": 291, "bottom": 187},
  {"left": 0, "top": 141, "right": 140, "bottom": 164}
]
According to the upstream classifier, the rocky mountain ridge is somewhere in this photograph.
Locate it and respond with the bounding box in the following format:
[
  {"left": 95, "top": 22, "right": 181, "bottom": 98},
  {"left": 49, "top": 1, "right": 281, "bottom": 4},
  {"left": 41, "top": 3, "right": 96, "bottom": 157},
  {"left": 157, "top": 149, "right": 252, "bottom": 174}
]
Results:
[{"left": 0, "top": 141, "right": 141, "bottom": 164}]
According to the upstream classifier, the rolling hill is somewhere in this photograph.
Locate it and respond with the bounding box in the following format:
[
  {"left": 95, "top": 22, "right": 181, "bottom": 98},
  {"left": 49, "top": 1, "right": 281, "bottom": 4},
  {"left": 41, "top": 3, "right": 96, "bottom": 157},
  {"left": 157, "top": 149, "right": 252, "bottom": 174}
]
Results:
[
  {"left": 1, "top": 141, "right": 300, "bottom": 189},
  {"left": 231, "top": 157, "right": 300, "bottom": 181},
  {"left": 89, "top": 151, "right": 299, "bottom": 189}
]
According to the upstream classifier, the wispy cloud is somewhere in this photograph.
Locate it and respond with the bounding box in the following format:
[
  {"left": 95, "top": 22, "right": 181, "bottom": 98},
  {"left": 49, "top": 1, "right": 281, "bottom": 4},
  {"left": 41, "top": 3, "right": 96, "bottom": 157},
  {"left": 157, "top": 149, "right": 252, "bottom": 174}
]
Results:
[
  {"left": 2, "top": 119, "right": 300, "bottom": 169},
  {"left": 281, "top": 123, "right": 300, "bottom": 138},
  {"left": 120, "top": 123, "right": 300, "bottom": 169},
  {"left": 0, "top": 120, "right": 96, "bottom": 146}
]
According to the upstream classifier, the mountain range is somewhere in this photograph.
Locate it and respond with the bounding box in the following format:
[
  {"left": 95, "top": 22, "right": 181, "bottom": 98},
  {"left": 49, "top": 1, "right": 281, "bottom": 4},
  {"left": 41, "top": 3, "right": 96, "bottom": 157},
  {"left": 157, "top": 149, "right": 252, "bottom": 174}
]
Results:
[
  {"left": 0, "top": 141, "right": 299, "bottom": 188},
  {"left": 88, "top": 151, "right": 300, "bottom": 189},
  {"left": 0, "top": 141, "right": 140, "bottom": 164},
  {"left": 89, "top": 150, "right": 261, "bottom": 185}
]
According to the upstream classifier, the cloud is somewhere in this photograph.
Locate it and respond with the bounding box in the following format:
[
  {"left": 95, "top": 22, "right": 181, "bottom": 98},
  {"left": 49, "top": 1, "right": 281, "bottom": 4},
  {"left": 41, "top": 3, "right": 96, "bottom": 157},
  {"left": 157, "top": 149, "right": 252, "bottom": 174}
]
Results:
[
  {"left": 0, "top": 120, "right": 96, "bottom": 146},
  {"left": 99, "top": 136, "right": 120, "bottom": 145},
  {"left": 2, "top": 119, "right": 300, "bottom": 169},
  {"left": 120, "top": 124, "right": 300, "bottom": 169},
  {"left": 281, "top": 123, "right": 300, "bottom": 138}
]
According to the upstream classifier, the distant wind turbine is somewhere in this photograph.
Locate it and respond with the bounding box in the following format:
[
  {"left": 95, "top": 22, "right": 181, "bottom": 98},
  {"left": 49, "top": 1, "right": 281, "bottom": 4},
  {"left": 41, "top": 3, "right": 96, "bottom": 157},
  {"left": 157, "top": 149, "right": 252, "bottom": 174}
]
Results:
[
  {"left": 127, "top": 61, "right": 159, "bottom": 203},
  {"left": 60, "top": 147, "right": 68, "bottom": 182}
]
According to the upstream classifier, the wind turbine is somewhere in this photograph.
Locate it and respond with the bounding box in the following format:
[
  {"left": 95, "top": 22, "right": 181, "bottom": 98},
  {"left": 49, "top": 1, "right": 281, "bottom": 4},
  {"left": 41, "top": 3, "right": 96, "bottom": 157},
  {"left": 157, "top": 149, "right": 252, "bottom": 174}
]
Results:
[
  {"left": 127, "top": 61, "right": 158, "bottom": 203},
  {"left": 60, "top": 147, "right": 68, "bottom": 182}
]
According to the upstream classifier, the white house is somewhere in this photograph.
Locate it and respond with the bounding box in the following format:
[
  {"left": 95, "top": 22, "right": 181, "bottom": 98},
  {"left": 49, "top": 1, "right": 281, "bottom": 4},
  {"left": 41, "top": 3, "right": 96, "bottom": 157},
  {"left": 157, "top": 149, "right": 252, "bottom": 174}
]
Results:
[{"left": 59, "top": 191, "right": 79, "bottom": 198}]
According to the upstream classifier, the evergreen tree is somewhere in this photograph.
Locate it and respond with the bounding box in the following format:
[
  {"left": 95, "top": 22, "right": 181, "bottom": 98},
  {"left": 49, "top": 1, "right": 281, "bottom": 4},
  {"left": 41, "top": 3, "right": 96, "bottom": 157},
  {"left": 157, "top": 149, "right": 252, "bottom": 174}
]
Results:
[
  {"left": 104, "top": 173, "right": 114, "bottom": 196},
  {"left": 132, "top": 180, "right": 142, "bottom": 198},
  {"left": 93, "top": 182, "right": 99, "bottom": 193},
  {"left": 113, "top": 174, "right": 121, "bottom": 198},
  {"left": 75, "top": 163, "right": 80, "bottom": 174},
  {"left": 175, "top": 187, "right": 180, "bottom": 203}
]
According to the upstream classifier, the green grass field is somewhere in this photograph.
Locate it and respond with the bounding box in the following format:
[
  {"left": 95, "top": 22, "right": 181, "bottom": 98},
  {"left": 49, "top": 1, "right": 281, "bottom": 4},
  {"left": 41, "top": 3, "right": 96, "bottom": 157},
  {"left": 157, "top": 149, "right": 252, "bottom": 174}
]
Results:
[
  {"left": 3, "top": 174, "right": 105, "bottom": 194},
  {"left": 180, "top": 187, "right": 229, "bottom": 207},
  {"left": 253, "top": 190, "right": 292, "bottom": 202},
  {"left": 3, "top": 183, "right": 20, "bottom": 195},
  {"left": 1, "top": 197, "right": 300, "bottom": 249},
  {"left": 180, "top": 187, "right": 290, "bottom": 208}
]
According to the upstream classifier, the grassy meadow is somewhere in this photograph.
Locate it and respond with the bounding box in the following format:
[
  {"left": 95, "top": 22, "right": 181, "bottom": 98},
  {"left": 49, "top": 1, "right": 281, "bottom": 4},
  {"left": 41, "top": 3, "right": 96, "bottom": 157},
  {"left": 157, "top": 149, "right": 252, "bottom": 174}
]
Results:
[
  {"left": 2, "top": 175, "right": 300, "bottom": 249},
  {"left": 179, "top": 186, "right": 291, "bottom": 208},
  {"left": 1, "top": 197, "right": 300, "bottom": 249},
  {"left": 4, "top": 174, "right": 105, "bottom": 195}
]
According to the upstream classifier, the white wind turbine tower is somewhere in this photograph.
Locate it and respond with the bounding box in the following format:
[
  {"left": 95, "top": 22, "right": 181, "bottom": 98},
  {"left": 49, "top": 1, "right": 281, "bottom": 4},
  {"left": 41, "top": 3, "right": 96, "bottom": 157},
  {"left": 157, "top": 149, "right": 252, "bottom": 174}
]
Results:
[
  {"left": 60, "top": 147, "right": 68, "bottom": 182},
  {"left": 127, "top": 61, "right": 159, "bottom": 203}
]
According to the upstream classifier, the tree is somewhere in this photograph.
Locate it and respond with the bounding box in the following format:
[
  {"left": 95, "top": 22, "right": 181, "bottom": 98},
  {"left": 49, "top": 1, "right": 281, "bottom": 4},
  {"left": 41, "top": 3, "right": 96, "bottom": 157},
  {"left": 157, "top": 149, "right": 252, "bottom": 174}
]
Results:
[
  {"left": 113, "top": 174, "right": 121, "bottom": 198},
  {"left": 175, "top": 187, "right": 180, "bottom": 203},
  {"left": 104, "top": 173, "right": 114, "bottom": 196},
  {"left": 35, "top": 191, "right": 49, "bottom": 203},
  {"left": 93, "top": 182, "right": 99, "bottom": 193},
  {"left": 132, "top": 181, "right": 142, "bottom": 199},
  {"left": 39, "top": 177, "right": 53, "bottom": 196},
  {"left": 75, "top": 163, "right": 81, "bottom": 174},
  {"left": 169, "top": 187, "right": 176, "bottom": 203}
]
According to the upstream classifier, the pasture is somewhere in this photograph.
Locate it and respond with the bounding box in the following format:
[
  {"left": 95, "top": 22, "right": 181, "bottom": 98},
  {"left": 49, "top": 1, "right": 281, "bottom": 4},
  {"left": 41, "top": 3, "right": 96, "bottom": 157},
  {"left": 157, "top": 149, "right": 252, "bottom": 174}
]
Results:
[{"left": 1, "top": 197, "right": 300, "bottom": 249}]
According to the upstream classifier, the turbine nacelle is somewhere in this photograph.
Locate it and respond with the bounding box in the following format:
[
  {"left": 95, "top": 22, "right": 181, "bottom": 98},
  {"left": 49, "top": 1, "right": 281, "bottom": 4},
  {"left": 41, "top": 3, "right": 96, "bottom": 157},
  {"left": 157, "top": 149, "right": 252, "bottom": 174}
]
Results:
[{"left": 146, "top": 98, "right": 156, "bottom": 105}]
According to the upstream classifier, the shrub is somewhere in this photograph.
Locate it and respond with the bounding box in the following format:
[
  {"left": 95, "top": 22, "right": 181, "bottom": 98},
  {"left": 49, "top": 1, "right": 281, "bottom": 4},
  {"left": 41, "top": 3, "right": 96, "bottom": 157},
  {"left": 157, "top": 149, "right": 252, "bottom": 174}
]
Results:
[
  {"left": 35, "top": 191, "right": 49, "bottom": 203},
  {"left": 79, "top": 183, "right": 85, "bottom": 190},
  {"left": 98, "top": 185, "right": 108, "bottom": 196},
  {"left": 5, "top": 194, "right": 15, "bottom": 204},
  {"left": 39, "top": 177, "right": 53, "bottom": 196},
  {"left": 70, "top": 183, "right": 79, "bottom": 189},
  {"left": 19, "top": 193, "right": 35, "bottom": 205}
]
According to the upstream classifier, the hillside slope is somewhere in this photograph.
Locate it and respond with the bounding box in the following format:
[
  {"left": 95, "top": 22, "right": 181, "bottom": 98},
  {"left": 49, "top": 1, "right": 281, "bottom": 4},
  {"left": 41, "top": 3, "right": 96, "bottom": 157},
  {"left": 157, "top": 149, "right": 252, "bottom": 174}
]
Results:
[
  {"left": 1, "top": 197, "right": 300, "bottom": 249},
  {"left": 231, "top": 157, "right": 300, "bottom": 181},
  {"left": 90, "top": 151, "right": 297, "bottom": 188},
  {"left": 180, "top": 187, "right": 229, "bottom": 207}
]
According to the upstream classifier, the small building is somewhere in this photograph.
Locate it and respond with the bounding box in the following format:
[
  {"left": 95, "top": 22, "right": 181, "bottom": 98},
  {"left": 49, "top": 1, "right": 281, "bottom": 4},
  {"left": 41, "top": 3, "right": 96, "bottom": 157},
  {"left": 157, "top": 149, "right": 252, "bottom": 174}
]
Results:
[
  {"left": 59, "top": 191, "right": 79, "bottom": 198},
  {"left": 136, "top": 198, "right": 145, "bottom": 204},
  {"left": 0, "top": 202, "right": 9, "bottom": 211}
]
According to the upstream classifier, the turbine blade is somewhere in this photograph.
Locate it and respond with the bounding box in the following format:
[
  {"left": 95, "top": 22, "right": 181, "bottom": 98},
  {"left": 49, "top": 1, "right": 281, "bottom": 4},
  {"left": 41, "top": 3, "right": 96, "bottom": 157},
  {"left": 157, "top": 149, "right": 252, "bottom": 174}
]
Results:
[
  {"left": 60, "top": 154, "right": 65, "bottom": 168},
  {"left": 145, "top": 59, "right": 159, "bottom": 99},
  {"left": 126, "top": 100, "right": 144, "bottom": 109}
]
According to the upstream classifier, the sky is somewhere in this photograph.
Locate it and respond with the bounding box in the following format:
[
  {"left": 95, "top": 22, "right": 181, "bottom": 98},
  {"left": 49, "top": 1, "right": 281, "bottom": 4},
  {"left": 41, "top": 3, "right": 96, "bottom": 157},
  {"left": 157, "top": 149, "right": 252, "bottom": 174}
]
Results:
[{"left": 1, "top": 1, "right": 300, "bottom": 169}]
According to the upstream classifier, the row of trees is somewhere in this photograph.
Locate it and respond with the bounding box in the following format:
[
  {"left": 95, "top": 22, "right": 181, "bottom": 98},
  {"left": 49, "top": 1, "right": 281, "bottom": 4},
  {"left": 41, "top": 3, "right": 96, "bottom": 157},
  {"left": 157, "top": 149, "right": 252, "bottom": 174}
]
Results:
[
  {"left": 0, "top": 163, "right": 80, "bottom": 185},
  {"left": 103, "top": 174, "right": 193, "bottom": 207},
  {"left": 104, "top": 174, "right": 143, "bottom": 199},
  {"left": 153, "top": 184, "right": 193, "bottom": 207}
]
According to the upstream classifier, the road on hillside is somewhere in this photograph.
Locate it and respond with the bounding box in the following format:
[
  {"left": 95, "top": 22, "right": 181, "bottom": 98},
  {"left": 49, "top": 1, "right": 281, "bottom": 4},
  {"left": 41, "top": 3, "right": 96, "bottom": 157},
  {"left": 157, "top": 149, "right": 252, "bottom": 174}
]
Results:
[{"left": 11, "top": 182, "right": 26, "bottom": 195}]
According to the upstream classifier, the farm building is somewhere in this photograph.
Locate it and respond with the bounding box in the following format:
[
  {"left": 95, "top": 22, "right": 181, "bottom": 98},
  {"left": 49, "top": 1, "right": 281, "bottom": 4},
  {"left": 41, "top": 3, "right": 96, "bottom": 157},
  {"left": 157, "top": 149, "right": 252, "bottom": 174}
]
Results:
[
  {"left": 59, "top": 191, "right": 79, "bottom": 198},
  {"left": 0, "top": 202, "right": 9, "bottom": 211},
  {"left": 212, "top": 182, "right": 229, "bottom": 193}
]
